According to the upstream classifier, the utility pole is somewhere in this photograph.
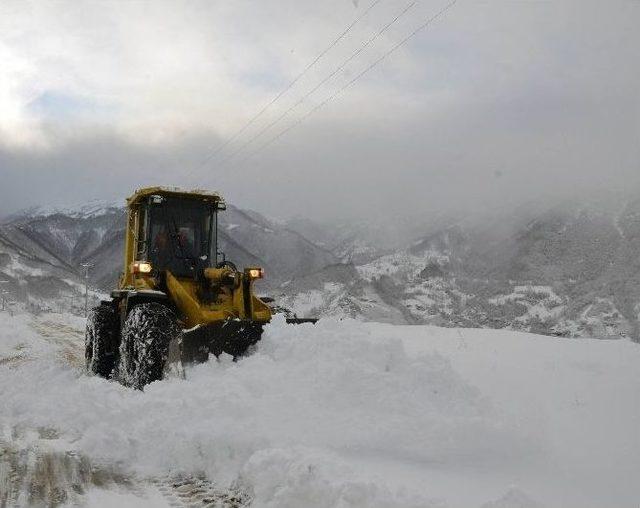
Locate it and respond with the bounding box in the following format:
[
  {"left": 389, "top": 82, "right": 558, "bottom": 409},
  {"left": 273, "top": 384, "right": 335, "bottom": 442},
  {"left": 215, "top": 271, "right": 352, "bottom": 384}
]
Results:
[
  {"left": 0, "top": 280, "right": 8, "bottom": 312},
  {"left": 80, "top": 263, "right": 93, "bottom": 317},
  {"left": 62, "top": 294, "right": 76, "bottom": 314}
]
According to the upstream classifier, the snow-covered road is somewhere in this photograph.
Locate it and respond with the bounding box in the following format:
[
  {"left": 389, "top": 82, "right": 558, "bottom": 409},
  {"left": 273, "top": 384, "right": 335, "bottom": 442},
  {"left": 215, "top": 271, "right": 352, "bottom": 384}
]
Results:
[{"left": 1, "top": 313, "right": 639, "bottom": 507}]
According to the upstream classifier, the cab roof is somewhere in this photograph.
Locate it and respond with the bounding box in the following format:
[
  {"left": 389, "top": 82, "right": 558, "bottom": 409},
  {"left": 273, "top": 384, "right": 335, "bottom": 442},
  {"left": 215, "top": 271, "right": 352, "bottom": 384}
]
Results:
[{"left": 126, "top": 186, "right": 224, "bottom": 207}]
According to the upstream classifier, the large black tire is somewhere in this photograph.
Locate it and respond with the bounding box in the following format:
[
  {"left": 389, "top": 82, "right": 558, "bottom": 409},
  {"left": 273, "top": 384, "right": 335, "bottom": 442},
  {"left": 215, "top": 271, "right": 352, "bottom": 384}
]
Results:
[
  {"left": 85, "top": 304, "right": 118, "bottom": 378},
  {"left": 117, "top": 303, "right": 181, "bottom": 389}
]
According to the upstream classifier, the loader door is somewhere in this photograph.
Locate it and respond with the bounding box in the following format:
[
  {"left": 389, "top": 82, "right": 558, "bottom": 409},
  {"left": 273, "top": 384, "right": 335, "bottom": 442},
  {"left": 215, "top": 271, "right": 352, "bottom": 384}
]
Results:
[{"left": 147, "top": 198, "right": 213, "bottom": 277}]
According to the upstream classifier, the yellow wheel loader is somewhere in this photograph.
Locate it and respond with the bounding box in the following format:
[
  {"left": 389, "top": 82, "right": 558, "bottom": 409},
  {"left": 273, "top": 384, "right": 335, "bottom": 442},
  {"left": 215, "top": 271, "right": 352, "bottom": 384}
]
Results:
[{"left": 85, "top": 187, "right": 314, "bottom": 389}]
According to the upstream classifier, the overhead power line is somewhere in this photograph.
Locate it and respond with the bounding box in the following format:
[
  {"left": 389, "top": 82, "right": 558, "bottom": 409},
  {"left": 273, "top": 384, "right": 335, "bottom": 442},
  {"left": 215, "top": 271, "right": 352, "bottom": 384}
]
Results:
[
  {"left": 231, "top": 0, "right": 458, "bottom": 168},
  {"left": 215, "top": 0, "right": 417, "bottom": 168},
  {"left": 184, "top": 0, "right": 383, "bottom": 183}
]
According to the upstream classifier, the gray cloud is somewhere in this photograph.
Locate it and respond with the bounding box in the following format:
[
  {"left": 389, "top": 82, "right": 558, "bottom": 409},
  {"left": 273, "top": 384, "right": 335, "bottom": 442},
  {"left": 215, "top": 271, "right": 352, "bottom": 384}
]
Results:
[{"left": 0, "top": 0, "right": 638, "bottom": 220}]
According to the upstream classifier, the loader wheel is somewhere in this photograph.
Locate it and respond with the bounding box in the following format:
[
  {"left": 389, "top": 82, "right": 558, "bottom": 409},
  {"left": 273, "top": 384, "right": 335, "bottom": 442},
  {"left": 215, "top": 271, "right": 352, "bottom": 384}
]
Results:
[
  {"left": 117, "top": 302, "right": 180, "bottom": 390},
  {"left": 85, "top": 304, "right": 118, "bottom": 378}
]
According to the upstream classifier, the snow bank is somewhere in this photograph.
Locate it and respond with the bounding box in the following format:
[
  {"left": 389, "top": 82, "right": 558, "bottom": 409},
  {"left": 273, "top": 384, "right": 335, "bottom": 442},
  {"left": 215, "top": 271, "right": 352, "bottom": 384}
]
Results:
[
  {"left": 378, "top": 323, "right": 640, "bottom": 507},
  {"left": 2, "top": 313, "right": 639, "bottom": 507},
  {"left": 1, "top": 315, "right": 525, "bottom": 507}
]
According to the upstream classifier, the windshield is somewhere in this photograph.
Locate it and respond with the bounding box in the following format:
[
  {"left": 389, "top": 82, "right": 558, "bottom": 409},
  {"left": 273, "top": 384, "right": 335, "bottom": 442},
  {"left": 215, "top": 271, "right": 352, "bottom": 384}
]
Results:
[{"left": 147, "top": 198, "right": 214, "bottom": 277}]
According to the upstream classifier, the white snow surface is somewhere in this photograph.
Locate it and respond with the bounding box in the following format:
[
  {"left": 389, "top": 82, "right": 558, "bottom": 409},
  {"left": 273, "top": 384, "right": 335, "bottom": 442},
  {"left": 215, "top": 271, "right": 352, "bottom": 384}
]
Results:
[
  {"left": 1, "top": 313, "right": 639, "bottom": 507},
  {"left": 357, "top": 250, "right": 449, "bottom": 281}
]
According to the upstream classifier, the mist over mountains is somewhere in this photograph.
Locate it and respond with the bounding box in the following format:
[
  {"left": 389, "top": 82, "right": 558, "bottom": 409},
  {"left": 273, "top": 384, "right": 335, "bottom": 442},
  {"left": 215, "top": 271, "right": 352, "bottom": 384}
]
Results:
[{"left": 2, "top": 194, "right": 640, "bottom": 341}]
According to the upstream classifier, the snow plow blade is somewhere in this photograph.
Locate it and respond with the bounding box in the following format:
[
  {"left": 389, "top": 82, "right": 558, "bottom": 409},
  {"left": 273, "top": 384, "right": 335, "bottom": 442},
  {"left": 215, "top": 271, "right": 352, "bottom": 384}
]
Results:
[
  {"left": 181, "top": 320, "right": 266, "bottom": 362},
  {"left": 178, "top": 317, "right": 318, "bottom": 364}
]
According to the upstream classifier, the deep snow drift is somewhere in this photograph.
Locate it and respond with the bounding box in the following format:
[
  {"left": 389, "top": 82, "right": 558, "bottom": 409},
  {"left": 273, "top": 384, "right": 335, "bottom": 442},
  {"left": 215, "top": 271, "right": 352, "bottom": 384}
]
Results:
[{"left": 1, "top": 313, "right": 639, "bottom": 507}]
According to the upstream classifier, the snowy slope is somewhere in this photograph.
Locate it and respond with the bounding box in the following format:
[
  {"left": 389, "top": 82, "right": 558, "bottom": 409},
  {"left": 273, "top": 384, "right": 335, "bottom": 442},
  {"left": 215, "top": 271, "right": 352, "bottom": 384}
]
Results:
[
  {"left": 0, "top": 202, "right": 337, "bottom": 297},
  {"left": 1, "top": 313, "right": 638, "bottom": 507},
  {"left": 279, "top": 196, "right": 640, "bottom": 340},
  {"left": 0, "top": 230, "right": 104, "bottom": 315},
  {"left": 5, "top": 199, "right": 123, "bottom": 221},
  {"left": 6, "top": 194, "right": 640, "bottom": 340}
]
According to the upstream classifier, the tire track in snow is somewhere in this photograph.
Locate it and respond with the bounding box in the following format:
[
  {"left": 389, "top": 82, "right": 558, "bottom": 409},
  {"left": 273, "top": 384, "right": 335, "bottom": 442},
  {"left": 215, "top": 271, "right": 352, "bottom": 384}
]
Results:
[
  {"left": 0, "top": 425, "right": 137, "bottom": 507},
  {"left": 151, "top": 475, "right": 251, "bottom": 507},
  {"left": 2, "top": 314, "right": 251, "bottom": 507},
  {"left": 29, "top": 319, "right": 85, "bottom": 369},
  {"left": 0, "top": 425, "right": 251, "bottom": 508}
]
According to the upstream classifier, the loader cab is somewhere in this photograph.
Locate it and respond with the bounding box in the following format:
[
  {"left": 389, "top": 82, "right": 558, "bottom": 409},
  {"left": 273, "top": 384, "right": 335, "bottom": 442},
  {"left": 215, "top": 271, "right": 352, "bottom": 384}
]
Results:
[{"left": 128, "top": 189, "right": 226, "bottom": 280}]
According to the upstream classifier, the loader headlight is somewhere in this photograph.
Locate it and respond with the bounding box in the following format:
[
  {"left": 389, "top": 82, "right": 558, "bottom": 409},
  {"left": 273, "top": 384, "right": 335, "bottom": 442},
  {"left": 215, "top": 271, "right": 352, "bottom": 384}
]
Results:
[
  {"left": 246, "top": 267, "right": 264, "bottom": 280},
  {"left": 132, "top": 261, "right": 153, "bottom": 274}
]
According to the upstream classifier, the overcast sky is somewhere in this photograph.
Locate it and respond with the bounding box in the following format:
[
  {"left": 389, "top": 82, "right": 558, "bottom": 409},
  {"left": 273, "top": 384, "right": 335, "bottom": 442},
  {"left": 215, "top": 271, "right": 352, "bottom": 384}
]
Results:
[{"left": 0, "top": 0, "right": 638, "bottom": 221}]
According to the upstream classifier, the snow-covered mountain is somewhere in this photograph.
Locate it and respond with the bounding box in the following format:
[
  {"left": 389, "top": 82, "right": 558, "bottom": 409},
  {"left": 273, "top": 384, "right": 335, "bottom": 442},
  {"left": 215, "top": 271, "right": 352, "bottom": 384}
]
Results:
[
  {"left": 0, "top": 212, "right": 108, "bottom": 315},
  {"left": 0, "top": 200, "right": 337, "bottom": 313},
  {"left": 217, "top": 206, "right": 338, "bottom": 286},
  {"left": 279, "top": 196, "right": 640, "bottom": 341},
  {"left": 3, "top": 195, "right": 640, "bottom": 340}
]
